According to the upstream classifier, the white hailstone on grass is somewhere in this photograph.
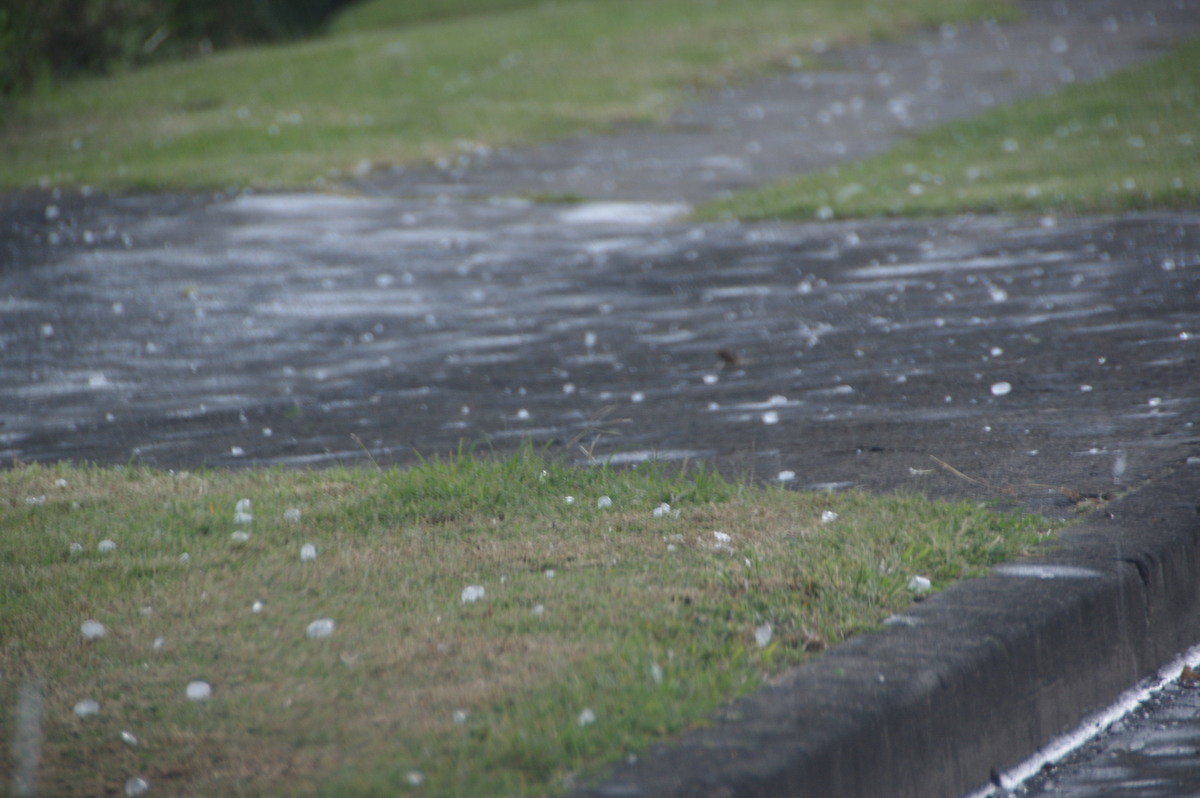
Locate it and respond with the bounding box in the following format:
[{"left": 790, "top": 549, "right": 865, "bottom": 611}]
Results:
[
  {"left": 652, "top": 502, "right": 672, "bottom": 518},
  {"left": 284, "top": 508, "right": 301, "bottom": 522},
  {"left": 252, "top": 601, "right": 264, "bottom": 613},
  {"left": 74, "top": 699, "right": 100, "bottom": 717},
  {"left": 124, "top": 777, "right": 150, "bottom": 797},
  {"left": 69, "top": 542, "right": 83, "bottom": 555},
  {"left": 755, "top": 622, "right": 773, "bottom": 649},
  {"left": 234, "top": 498, "right": 253, "bottom": 524},
  {"left": 185, "top": 681, "right": 212, "bottom": 701},
  {"left": 120, "top": 730, "right": 139, "bottom": 746},
  {"left": 544, "top": 569, "right": 555, "bottom": 579},
  {"left": 98, "top": 539, "right": 116, "bottom": 553},
  {"left": 908, "top": 576, "right": 932, "bottom": 592},
  {"left": 55, "top": 478, "right": 69, "bottom": 488},
  {"left": 597, "top": 495, "right": 613, "bottom": 509},
  {"left": 81, "top": 620, "right": 106, "bottom": 640},
  {"left": 461, "top": 585, "right": 485, "bottom": 604},
  {"left": 179, "top": 552, "right": 190, "bottom": 563},
  {"left": 821, "top": 510, "right": 839, "bottom": 523},
  {"left": 406, "top": 771, "right": 425, "bottom": 787},
  {"left": 564, "top": 495, "right": 575, "bottom": 505},
  {"left": 777, "top": 470, "right": 796, "bottom": 482},
  {"left": 650, "top": 662, "right": 664, "bottom": 685},
  {"left": 231, "top": 531, "right": 250, "bottom": 543},
  {"left": 306, "top": 619, "right": 336, "bottom": 639},
  {"left": 453, "top": 709, "right": 469, "bottom": 724},
  {"left": 577, "top": 707, "right": 597, "bottom": 727},
  {"left": 990, "top": 382, "right": 1012, "bottom": 397},
  {"left": 713, "top": 531, "right": 732, "bottom": 547},
  {"left": 153, "top": 637, "right": 165, "bottom": 651},
  {"left": 531, "top": 604, "right": 545, "bottom": 617},
  {"left": 300, "top": 543, "right": 317, "bottom": 561}
]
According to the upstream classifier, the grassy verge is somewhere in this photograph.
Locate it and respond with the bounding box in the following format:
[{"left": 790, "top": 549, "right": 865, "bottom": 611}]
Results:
[
  {"left": 698, "top": 37, "right": 1200, "bottom": 221},
  {"left": 1, "top": 452, "right": 1058, "bottom": 796},
  {"left": 0, "top": 0, "right": 1016, "bottom": 191}
]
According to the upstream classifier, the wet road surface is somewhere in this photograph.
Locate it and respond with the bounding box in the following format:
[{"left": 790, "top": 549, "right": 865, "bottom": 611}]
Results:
[{"left": 3, "top": 196, "right": 1199, "bottom": 519}]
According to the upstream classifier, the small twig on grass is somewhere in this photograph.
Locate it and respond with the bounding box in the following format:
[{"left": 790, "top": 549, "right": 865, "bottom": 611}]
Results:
[
  {"left": 350, "top": 433, "right": 382, "bottom": 472},
  {"left": 929, "top": 455, "right": 1111, "bottom": 508},
  {"left": 929, "top": 455, "right": 1008, "bottom": 493},
  {"left": 570, "top": 406, "right": 631, "bottom": 465}
]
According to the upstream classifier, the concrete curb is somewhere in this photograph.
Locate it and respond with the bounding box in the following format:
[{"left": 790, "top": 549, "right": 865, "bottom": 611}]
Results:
[{"left": 581, "top": 464, "right": 1200, "bottom": 798}]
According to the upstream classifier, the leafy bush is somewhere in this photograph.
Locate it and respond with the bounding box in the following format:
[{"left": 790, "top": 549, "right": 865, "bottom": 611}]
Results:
[{"left": 0, "top": 0, "right": 356, "bottom": 99}]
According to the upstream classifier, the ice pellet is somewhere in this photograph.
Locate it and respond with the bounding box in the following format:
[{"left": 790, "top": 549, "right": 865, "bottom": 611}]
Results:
[
  {"left": 98, "top": 539, "right": 116, "bottom": 553},
  {"left": 81, "top": 620, "right": 106, "bottom": 640},
  {"left": 300, "top": 543, "right": 317, "bottom": 561},
  {"left": 284, "top": 508, "right": 301, "bottom": 522},
  {"left": 821, "top": 511, "right": 839, "bottom": 523},
  {"left": 124, "top": 777, "right": 150, "bottom": 796},
  {"left": 578, "top": 707, "right": 597, "bottom": 727},
  {"left": 186, "top": 681, "right": 212, "bottom": 701},
  {"left": 306, "top": 618, "right": 336, "bottom": 639},
  {"left": 74, "top": 699, "right": 100, "bottom": 717},
  {"left": 597, "top": 495, "right": 613, "bottom": 509},
  {"left": 908, "top": 576, "right": 932, "bottom": 592},
  {"left": 461, "top": 585, "right": 485, "bottom": 603},
  {"left": 231, "top": 531, "right": 250, "bottom": 543},
  {"left": 755, "top": 623, "right": 773, "bottom": 648},
  {"left": 991, "top": 382, "right": 1012, "bottom": 396}
]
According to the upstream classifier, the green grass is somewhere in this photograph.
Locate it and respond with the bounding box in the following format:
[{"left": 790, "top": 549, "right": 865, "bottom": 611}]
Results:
[
  {"left": 0, "top": 452, "right": 1059, "bottom": 796},
  {"left": 698, "top": 37, "right": 1200, "bottom": 221},
  {"left": 0, "top": 0, "right": 1016, "bottom": 191}
]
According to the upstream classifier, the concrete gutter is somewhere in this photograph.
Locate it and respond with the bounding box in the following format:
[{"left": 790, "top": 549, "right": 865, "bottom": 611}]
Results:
[{"left": 581, "top": 464, "right": 1200, "bottom": 797}]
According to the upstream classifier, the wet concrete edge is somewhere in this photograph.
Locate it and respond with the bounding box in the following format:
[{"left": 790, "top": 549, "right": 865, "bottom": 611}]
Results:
[{"left": 579, "top": 464, "right": 1200, "bottom": 798}]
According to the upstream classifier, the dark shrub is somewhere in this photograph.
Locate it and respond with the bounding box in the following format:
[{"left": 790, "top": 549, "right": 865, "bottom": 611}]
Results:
[{"left": 0, "top": 0, "right": 358, "bottom": 100}]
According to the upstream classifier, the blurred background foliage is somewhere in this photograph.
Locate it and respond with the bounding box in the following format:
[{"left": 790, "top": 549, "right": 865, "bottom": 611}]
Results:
[{"left": 0, "top": 0, "right": 361, "bottom": 99}]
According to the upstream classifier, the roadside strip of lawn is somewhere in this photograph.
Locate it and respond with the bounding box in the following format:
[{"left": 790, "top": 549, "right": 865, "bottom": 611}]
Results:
[
  {"left": 697, "top": 36, "right": 1200, "bottom": 221},
  {"left": 0, "top": 451, "right": 1061, "bottom": 796},
  {"left": 0, "top": 0, "right": 1017, "bottom": 192}
]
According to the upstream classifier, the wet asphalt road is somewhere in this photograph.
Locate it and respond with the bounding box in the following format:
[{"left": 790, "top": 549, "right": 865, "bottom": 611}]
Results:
[
  {"left": 2, "top": 0, "right": 1200, "bottom": 794},
  {"left": 2, "top": 197, "right": 1199, "bottom": 523},
  {"left": 1016, "top": 679, "right": 1200, "bottom": 797}
]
